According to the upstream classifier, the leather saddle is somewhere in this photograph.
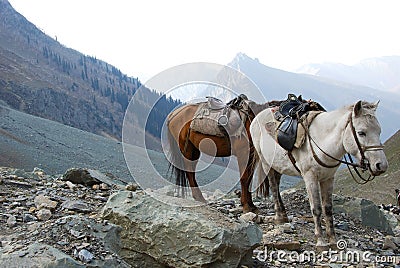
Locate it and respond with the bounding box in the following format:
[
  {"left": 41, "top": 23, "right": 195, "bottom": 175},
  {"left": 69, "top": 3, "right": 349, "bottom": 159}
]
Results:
[
  {"left": 207, "top": 97, "right": 226, "bottom": 110},
  {"left": 275, "top": 94, "right": 312, "bottom": 151}
]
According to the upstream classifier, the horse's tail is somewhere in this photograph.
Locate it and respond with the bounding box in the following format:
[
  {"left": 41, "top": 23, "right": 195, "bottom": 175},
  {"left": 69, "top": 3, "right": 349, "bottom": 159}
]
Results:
[
  {"left": 166, "top": 121, "right": 188, "bottom": 197},
  {"left": 253, "top": 152, "right": 270, "bottom": 198}
]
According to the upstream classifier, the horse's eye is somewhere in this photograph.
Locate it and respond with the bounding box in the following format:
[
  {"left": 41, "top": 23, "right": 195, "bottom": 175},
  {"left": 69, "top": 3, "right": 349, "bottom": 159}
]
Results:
[{"left": 358, "top": 131, "right": 366, "bottom": 137}]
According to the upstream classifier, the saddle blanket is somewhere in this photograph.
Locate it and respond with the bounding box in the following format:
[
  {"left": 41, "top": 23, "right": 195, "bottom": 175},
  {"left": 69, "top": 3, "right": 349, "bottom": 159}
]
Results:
[
  {"left": 265, "top": 109, "right": 322, "bottom": 149},
  {"left": 190, "top": 101, "right": 246, "bottom": 138}
]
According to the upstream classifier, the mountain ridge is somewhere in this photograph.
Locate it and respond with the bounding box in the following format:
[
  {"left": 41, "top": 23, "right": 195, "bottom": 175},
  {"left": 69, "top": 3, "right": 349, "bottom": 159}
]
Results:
[
  {"left": 228, "top": 52, "right": 400, "bottom": 141},
  {"left": 297, "top": 56, "right": 400, "bottom": 94}
]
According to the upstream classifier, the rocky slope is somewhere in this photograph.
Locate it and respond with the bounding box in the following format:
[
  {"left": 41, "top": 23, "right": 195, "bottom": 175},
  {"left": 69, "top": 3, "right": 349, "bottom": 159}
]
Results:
[{"left": 1, "top": 167, "right": 399, "bottom": 267}]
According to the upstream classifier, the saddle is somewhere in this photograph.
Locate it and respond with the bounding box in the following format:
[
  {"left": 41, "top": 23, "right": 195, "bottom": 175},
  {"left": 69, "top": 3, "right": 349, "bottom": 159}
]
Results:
[
  {"left": 275, "top": 94, "right": 325, "bottom": 151},
  {"left": 190, "top": 94, "right": 249, "bottom": 137}
]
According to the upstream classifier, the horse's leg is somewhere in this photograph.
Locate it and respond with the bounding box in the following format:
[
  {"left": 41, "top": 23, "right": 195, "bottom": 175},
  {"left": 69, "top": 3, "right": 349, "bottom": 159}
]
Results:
[
  {"left": 237, "top": 152, "right": 257, "bottom": 213},
  {"left": 182, "top": 142, "right": 206, "bottom": 203},
  {"left": 186, "top": 171, "right": 206, "bottom": 203},
  {"left": 320, "top": 177, "right": 336, "bottom": 247},
  {"left": 269, "top": 169, "right": 289, "bottom": 223},
  {"left": 255, "top": 161, "right": 269, "bottom": 198},
  {"left": 304, "top": 174, "right": 327, "bottom": 249}
]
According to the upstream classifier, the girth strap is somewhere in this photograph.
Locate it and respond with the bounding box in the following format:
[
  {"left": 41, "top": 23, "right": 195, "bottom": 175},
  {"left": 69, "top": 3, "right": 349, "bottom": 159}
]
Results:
[{"left": 288, "top": 151, "right": 301, "bottom": 174}]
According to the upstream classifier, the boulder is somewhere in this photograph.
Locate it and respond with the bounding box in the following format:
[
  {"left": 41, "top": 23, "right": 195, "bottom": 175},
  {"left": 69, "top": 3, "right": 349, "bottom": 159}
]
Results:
[
  {"left": 333, "top": 195, "right": 394, "bottom": 234},
  {"left": 102, "top": 191, "right": 262, "bottom": 267},
  {"left": 62, "top": 168, "right": 126, "bottom": 187}
]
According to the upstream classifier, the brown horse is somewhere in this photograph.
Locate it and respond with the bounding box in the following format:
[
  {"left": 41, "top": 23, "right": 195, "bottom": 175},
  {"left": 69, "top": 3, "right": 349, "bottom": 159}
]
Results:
[{"left": 166, "top": 96, "right": 272, "bottom": 213}]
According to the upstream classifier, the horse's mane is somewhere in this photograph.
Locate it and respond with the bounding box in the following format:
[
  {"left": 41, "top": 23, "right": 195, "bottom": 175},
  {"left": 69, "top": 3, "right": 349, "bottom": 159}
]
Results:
[
  {"left": 248, "top": 100, "right": 283, "bottom": 116},
  {"left": 248, "top": 101, "right": 269, "bottom": 115}
]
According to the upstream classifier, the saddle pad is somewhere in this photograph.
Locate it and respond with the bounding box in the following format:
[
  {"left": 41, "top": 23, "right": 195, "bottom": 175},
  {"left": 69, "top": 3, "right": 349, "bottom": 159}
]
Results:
[
  {"left": 264, "top": 109, "right": 322, "bottom": 149},
  {"left": 190, "top": 102, "right": 246, "bottom": 137}
]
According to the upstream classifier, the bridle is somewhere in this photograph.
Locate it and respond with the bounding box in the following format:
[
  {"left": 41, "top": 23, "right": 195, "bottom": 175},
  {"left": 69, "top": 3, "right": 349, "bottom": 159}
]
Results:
[{"left": 304, "top": 111, "right": 384, "bottom": 184}]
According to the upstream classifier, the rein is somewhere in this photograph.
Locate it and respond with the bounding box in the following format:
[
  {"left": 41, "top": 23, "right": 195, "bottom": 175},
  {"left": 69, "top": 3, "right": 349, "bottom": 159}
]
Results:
[{"left": 302, "top": 111, "right": 384, "bottom": 184}]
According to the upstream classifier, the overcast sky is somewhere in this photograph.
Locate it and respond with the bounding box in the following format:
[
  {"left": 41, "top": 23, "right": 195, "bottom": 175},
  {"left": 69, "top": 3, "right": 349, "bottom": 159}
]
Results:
[{"left": 8, "top": 0, "right": 400, "bottom": 81}]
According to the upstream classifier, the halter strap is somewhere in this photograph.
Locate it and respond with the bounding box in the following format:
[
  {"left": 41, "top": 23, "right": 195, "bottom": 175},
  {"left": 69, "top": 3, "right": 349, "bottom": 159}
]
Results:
[
  {"left": 298, "top": 111, "right": 384, "bottom": 184},
  {"left": 349, "top": 112, "right": 384, "bottom": 170}
]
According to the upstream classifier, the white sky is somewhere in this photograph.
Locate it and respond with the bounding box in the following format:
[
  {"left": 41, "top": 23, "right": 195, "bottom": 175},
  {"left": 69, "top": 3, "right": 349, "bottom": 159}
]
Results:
[{"left": 8, "top": 0, "right": 400, "bottom": 81}]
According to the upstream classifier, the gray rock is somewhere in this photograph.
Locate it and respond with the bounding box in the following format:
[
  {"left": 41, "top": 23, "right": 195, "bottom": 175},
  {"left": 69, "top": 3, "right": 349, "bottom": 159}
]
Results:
[
  {"left": 65, "top": 181, "right": 77, "bottom": 190},
  {"left": 63, "top": 168, "right": 101, "bottom": 186},
  {"left": 0, "top": 242, "right": 85, "bottom": 267},
  {"left": 60, "top": 215, "right": 123, "bottom": 255},
  {"left": 383, "top": 236, "right": 398, "bottom": 250},
  {"left": 34, "top": 195, "right": 58, "bottom": 211},
  {"left": 239, "top": 212, "right": 258, "bottom": 223},
  {"left": 382, "top": 210, "right": 399, "bottom": 232},
  {"left": 125, "top": 183, "right": 139, "bottom": 191},
  {"left": 22, "top": 213, "right": 37, "bottom": 223},
  {"left": 36, "top": 209, "right": 52, "bottom": 221},
  {"left": 6, "top": 215, "right": 17, "bottom": 227},
  {"left": 102, "top": 191, "right": 262, "bottom": 268},
  {"left": 32, "top": 167, "right": 45, "bottom": 177},
  {"left": 336, "top": 221, "right": 349, "bottom": 231},
  {"left": 61, "top": 200, "right": 91, "bottom": 213},
  {"left": 281, "top": 222, "right": 295, "bottom": 234},
  {"left": 333, "top": 195, "right": 394, "bottom": 234},
  {"left": 76, "top": 249, "right": 94, "bottom": 263}
]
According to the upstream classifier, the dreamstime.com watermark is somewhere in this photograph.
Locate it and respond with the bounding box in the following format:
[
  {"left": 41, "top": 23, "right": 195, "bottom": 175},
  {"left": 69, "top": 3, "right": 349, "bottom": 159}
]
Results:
[{"left": 255, "top": 240, "right": 400, "bottom": 265}]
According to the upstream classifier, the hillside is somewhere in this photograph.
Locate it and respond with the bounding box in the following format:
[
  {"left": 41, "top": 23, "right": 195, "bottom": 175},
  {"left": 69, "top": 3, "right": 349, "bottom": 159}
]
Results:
[
  {"left": 229, "top": 53, "right": 400, "bottom": 141},
  {"left": 0, "top": 103, "right": 131, "bottom": 180},
  {"left": 334, "top": 130, "right": 400, "bottom": 205},
  {"left": 0, "top": 0, "right": 178, "bottom": 148},
  {"left": 0, "top": 104, "right": 241, "bottom": 190}
]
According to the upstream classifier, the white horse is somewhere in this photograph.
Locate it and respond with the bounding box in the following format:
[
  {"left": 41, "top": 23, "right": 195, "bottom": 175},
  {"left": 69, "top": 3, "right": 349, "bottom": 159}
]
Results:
[{"left": 250, "top": 100, "right": 388, "bottom": 249}]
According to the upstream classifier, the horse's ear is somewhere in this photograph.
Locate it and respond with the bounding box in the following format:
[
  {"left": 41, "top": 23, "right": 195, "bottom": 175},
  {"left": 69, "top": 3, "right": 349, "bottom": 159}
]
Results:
[
  {"left": 373, "top": 100, "right": 380, "bottom": 110},
  {"left": 354, "top": 100, "right": 363, "bottom": 117}
]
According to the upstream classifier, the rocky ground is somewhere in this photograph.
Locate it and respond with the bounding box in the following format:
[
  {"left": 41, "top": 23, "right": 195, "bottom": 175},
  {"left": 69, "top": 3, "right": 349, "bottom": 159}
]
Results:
[
  {"left": 210, "top": 190, "right": 400, "bottom": 267},
  {"left": 0, "top": 167, "right": 132, "bottom": 267},
  {"left": 1, "top": 166, "right": 400, "bottom": 267}
]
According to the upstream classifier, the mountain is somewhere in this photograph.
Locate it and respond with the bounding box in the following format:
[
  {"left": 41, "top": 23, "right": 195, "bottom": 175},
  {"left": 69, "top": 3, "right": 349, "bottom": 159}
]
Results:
[
  {"left": 0, "top": 0, "right": 178, "bottom": 148},
  {"left": 297, "top": 56, "right": 400, "bottom": 94},
  {"left": 229, "top": 53, "right": 400, "bottom": 141}
]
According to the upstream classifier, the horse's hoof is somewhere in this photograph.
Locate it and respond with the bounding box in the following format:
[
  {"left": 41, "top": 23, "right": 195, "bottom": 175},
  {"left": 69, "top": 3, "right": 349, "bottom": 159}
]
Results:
[
  {"left": 329, "top": 239, "right": 338, "bottom": 250},
  {"left": 193, "top": 196, "right": 207, "bottom": 204},
  {"left": 315, "top": 241, "right": 329, "bottom": 252},
  {"left": 251, "top": 207, "right": 260, "bottom": 214},
  {"left": 329, "top": 242, "right": 338, "bottom": 250},
  {"left": 242, "top": 207, "right": 251, "bottom": 213},
  {"left": 274, "top": 216, "right": 289, "bottom": 224},
  {"left": 242, "top": 206, "right": 259, "bottom": 214}
]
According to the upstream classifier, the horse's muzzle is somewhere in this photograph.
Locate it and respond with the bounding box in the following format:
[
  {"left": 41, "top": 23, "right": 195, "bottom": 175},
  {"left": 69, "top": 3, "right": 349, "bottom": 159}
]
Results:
[{"left": 369, "top": 160, "right": 388, "bottom": 176}]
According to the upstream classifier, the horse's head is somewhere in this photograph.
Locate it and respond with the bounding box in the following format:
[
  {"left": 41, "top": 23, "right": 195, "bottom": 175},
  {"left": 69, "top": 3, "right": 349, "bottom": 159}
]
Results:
[{"left": 343, "top": 101, "right": 388, "bottom": 176}]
